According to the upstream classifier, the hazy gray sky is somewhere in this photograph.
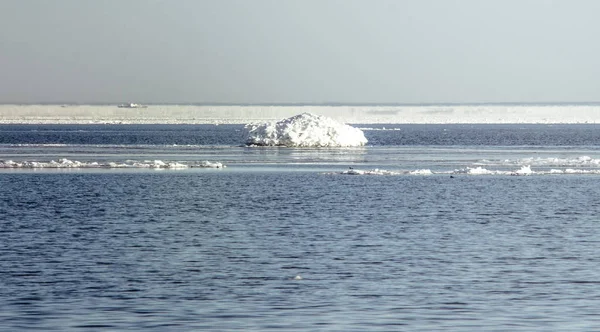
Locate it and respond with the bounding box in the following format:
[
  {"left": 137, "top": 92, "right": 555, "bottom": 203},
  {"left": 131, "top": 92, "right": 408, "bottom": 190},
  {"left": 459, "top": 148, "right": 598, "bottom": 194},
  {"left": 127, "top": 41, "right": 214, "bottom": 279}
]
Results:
[{"left": 1, "top": 0, "right": 599, "bottom": 104}]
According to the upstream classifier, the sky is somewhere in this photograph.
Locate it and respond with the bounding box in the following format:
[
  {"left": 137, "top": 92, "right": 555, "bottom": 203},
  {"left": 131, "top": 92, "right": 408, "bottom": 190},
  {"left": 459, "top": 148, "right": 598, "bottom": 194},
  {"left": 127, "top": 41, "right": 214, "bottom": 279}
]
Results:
[{"left": 1, "top": 0, "right": 599, "bottom": 104}]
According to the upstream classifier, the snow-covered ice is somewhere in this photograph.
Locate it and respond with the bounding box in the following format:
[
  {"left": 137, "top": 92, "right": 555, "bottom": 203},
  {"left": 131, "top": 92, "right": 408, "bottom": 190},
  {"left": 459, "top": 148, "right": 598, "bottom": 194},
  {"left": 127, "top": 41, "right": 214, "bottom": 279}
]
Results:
[
  {"left": 335, "top": 164, "right": 586, "bottom": 176},
  {"left": 191, "top": 161, "right": 225, "bottom": 168},
  {"left": 3, "top": 104, "right": 600, "bottom": 124},
  {"left": 341, "top": 168, "right": 401, "bottom": 175},
  {"left": 455, "top": 166, "right": 498, "bottom": 175},
  {"left": 409, "top": 169, "right": 433, "bottom": 175},
  {"left": 243, "top": 113, "right": 368, "bottom": 147},
  {"left": 510, "top": 165, "right": 533, "bottom": 176},
  {"left": 0, "top": 158, "right": 225, "bottom": 169}
]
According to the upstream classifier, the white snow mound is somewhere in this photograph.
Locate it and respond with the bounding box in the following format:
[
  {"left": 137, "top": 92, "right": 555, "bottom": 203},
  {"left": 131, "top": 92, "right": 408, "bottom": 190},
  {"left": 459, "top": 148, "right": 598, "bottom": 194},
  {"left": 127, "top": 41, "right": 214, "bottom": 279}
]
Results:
[{"left": 243, "top": 113, "right": 368, "bottom": 147}]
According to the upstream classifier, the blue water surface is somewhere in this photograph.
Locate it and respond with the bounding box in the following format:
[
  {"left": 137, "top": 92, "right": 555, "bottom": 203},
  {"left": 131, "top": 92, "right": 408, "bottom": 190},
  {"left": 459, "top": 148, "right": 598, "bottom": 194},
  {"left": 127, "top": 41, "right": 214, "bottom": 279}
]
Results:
[{"left": 2, "top": 124, "right": 600, "bottom": 331}]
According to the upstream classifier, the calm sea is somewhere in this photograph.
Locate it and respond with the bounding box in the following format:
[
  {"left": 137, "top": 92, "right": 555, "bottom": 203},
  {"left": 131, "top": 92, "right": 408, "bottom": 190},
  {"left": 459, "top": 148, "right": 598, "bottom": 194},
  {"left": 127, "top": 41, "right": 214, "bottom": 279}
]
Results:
[{"left": 2, "top": 124, "right": 600, "bottom": 331}]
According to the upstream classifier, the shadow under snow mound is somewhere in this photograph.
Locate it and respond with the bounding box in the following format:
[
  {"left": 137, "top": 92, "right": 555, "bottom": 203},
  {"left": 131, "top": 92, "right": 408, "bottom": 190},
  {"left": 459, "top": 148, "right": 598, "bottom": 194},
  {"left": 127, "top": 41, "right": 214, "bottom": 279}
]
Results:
[{"left": 243, "top": 113, "right": 368, "bottom": 147}]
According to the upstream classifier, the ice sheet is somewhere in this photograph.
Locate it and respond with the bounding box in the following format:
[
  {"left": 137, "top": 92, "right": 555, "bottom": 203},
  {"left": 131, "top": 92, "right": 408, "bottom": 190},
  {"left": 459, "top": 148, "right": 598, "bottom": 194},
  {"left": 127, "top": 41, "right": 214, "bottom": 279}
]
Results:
[{"left": 3, "top": 104, "right": 600, "bottom": 124}]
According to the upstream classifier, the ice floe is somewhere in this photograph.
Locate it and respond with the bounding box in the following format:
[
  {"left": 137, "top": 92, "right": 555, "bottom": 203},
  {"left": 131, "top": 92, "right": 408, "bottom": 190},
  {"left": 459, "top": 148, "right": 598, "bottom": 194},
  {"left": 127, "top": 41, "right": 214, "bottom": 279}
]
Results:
[
  {"left": 191, "top": 161, "right": 225, "bottom": 168},
  {"left": 0, "top": 158, "right": 225, "bottom": 169},
  {"left": 334, "top": 165, "right": 590, "bottom": 176},
  {"left": 243, "top": 113, "right": 368, "bottom": 147},
  {"left": 341, "top": 168, "right": 402, "bottom": 176},
  {"left": 478, "top": 156, "right": 600, "bottom": 168}
]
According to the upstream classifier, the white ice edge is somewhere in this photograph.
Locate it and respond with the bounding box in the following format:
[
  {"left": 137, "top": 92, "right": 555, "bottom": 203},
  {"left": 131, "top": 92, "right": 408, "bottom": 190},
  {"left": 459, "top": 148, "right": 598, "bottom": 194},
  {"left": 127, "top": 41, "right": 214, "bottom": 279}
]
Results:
[
  {"left": 0, "top": 159, "right": 225, "bottom": 169},
  {"left": 3, "top": 159, "right": 600, "bottom": 175},
  {"left": 336, "top": 165, "right": 600, "bottom": 176},
  {"left": 3, "top": 104, "right": 600, "bottom": 124},
  {"left": 501, "top": 156, "right": 600, "bottom": 167}
]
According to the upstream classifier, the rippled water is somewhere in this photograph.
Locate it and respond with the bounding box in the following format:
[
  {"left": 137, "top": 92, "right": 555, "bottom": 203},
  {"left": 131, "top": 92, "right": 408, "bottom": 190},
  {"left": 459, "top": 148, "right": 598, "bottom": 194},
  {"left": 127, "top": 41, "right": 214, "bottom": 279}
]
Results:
[{"left": 2, "top": 125, "right": 600, "bottom": 331}]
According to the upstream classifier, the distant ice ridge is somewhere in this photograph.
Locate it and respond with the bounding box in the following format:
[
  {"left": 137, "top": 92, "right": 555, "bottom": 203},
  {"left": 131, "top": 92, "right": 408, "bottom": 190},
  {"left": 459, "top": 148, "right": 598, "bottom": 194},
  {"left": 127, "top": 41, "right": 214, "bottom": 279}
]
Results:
[
  {"left": 4, "top": 104, "right": 600, "bottom": 124},
  {"left": 336, "top": 165, "right": 600, "bottom": 176},
  {"left": 340, "top": 168, "right": 435, "bottom": 176},
  {"left": 475, "top": 156, "right": 600, "bottom": 167},
  {"left": 514, "top": 156, "right": 600, "bottom": 167},
  {"left": 0, "top": 159, "right": 225, "bottom": 169},
  {"left": 342, "top": 168, "right": 403, "bottom": 176},
  {"left": 243, "top": 113, "right": 367, "bottom": 147},
  {"left": 454, "top": 165, "right": 533, "bottom": 175}
]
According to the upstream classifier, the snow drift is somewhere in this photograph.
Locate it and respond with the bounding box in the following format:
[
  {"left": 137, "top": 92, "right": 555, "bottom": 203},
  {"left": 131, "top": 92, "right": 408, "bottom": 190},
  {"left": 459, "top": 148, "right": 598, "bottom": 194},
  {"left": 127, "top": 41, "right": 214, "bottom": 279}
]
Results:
[{"left": 243, "top": 113, "right": 368, "bottom": 147}]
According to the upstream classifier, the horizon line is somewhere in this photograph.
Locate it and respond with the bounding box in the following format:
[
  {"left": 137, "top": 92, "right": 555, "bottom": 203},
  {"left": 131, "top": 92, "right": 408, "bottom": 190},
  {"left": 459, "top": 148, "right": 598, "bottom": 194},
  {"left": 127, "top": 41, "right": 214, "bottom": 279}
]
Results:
[{"left": 3, "top": 101, "right": 600, "bottom": 106}]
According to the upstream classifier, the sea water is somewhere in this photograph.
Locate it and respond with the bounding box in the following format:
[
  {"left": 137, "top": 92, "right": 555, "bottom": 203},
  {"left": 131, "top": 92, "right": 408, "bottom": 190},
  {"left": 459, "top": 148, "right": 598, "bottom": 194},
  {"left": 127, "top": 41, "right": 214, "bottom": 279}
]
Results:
[{"left": 2, "top": 124, "right": 600, "bottom": 331}]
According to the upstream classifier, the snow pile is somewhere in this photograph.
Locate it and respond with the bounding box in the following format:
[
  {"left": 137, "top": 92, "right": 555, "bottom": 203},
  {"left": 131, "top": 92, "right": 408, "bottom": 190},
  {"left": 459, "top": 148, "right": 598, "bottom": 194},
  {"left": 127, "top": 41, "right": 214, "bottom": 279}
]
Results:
[
  {"left": 511, "top": 165, "right": 533, "bottom": 176},
  {"left": 243, "top": 113, "right": 367, "bottom": 147}
]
